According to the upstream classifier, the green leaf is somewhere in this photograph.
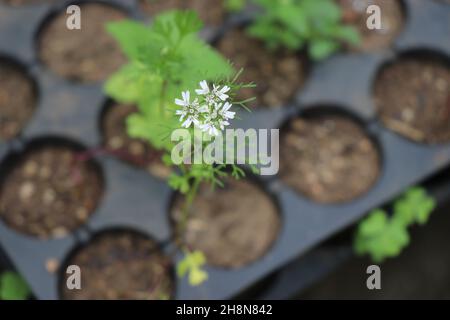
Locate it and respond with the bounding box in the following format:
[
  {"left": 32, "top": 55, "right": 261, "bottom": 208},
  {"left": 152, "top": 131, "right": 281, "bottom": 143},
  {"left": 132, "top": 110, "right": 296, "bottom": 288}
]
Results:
[
  {"left": 309, "top": 39, "right": 340, "bottom": 61},
  {"left": 107, "top": 20, "right": 153, "bottom": 60},
  {"left": 393, "top": 187, "right": 436, "bottom": 226},
  {"left": 176, "top": 251, "right": 208, "bottom": 286},
  {"left": 334, "top": 25, "right": 361, "bottom": 46},
  {"left": 225, "top": 0, "right": 246, "bottom": 12},
  {"left": 0, "top": 272, "right": 30, "bottom": 300}
]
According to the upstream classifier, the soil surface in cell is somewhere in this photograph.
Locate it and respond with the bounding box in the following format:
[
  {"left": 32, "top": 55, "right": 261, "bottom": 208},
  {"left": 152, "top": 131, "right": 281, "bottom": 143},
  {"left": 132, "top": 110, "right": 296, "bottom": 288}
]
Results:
[
  {"left": 61, "top": 231, "right": 173, "bottom": 300},
  {"left": 374, "top": 55, "right": 450, "bottom": 143},
  {"left": 217, "top": 29, "right": 306, "bottom": 108},
  {"left": 38, "top": 3, "right": 127, "bottom": 83},
  {"left": 102, "top": 102, "right": 171, "bottom": 179},
  {"left": 171, "top": 179, "right": 280, "bottom": 268},
  {"left": 338, "top": 0, "right": 405, "bottom": 51},
  {"left": 0, "top": 144, "right": 103, "bottom": 239},
  {"left": 280, "top": 114, "right": 380, "bottom": 204},
  {"left": 139, "top": 0, "right": 225, "bottom": 26},
  {"left": 0, "top": 61, "right": 36, "bottom": 140}
]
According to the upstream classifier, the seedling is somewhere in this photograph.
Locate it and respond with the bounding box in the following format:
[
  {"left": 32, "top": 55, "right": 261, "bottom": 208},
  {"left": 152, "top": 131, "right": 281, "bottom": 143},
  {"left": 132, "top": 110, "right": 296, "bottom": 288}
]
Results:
[
  {"left": 0, "top": 271, "right": 30, "bottom": 300},
  {"left": 354, "top": 187, "right": 436, "bottom": 263},
  {"left": 235, "top": 0, "right": 360, "bottom": 60},
  {"left": 105, "top": 10, "right": 256, "bottom": 289}
]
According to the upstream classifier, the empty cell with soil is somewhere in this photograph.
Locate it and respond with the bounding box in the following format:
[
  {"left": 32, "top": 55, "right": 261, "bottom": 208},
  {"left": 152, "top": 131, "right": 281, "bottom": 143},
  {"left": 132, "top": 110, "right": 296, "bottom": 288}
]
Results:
[
  {"left": 279, "top": 111, "right": 381, "bottom": 204},
  {"left": 0, "top": 139, "right": 104, "bottom": 239},
  {"left": 374, "top": 51, "right": 450, "bottom": 144},
  {"left": 60, "top": 230, "right": 174, "bottom": 300},
  {"left": 37, "top": 2, "right": 127, "bottom": 83},
  {"left": 0, "top": 58, "right": 37, "bottom": 141}
]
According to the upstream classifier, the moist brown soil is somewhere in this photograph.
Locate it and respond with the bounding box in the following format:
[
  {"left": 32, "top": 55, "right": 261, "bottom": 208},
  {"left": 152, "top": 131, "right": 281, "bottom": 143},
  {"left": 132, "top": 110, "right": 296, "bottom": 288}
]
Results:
[
  {"left": 102, "top": 102, "right": 171, "bottom": 179},
  {"left": 0, "top": 144, "right": 103, "bottom": 239},
  {"left": 280, "top": 114, "right": 380, "bottom": 204},
  {"left": 38, "top": 3, "right": 127, "bottom": 83},
  {"left": 374, "top": 55, "right": 450, "bottom": 144},
  {"left": 0, "top": 61, "right": 36, "bottom": 140},
  {"left": 338, "top": 0, "right": 405, "bottom": 52},
  {"left": 171, "top": 179, "right": 280, "bottom": 268},
  {"left": 216, "top": 29, "right": 307, "bottom": 108},
  {"left": 139, "top": 0, "right": 225, "bottom": 26},
  {"left": 61, "top": 231, "right": 174, "bottom": 300}
]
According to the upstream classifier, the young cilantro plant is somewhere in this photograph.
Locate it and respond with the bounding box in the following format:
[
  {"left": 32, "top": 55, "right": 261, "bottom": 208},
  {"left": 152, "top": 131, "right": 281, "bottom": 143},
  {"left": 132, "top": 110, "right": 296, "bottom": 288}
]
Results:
[
  {"left": 247, "top": 0, "right": 360, "bottom": 60},
  {"left": 106, "top": 10, "right": 256, "bottom": 288},
  {"left": 354, "top": 187, "right": 436, "bottom": 263},
  {"left": 0, "top": 271, "right": 30, "bottom": 300}
]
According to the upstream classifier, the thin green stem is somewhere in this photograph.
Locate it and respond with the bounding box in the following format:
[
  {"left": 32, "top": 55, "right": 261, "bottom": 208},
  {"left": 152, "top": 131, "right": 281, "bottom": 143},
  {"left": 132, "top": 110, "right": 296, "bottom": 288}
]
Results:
[{"left": 177, "top": 176, "right": 201, "bottom": 249}]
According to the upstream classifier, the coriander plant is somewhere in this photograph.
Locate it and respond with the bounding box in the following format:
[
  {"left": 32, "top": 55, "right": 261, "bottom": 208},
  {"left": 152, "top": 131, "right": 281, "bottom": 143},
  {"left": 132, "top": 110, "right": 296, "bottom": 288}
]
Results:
[
  {"left": 354, "top": 187, "right": 436, "bottom": 263},
  {"left": 106, "top": 10, "right": 256, "bottom": 287},
  {"left": 246, "top": 0, "right": 360, "bottom": 60}
]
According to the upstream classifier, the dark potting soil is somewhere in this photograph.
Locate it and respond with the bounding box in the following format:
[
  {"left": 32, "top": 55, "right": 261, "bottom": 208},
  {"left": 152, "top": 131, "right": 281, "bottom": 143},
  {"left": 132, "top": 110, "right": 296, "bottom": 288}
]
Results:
[
  {"left": 138, "top": 0, "right": 225, "bottom": 26},
  {"left": 171, "top": 179, "right": 281, "bottom": 268},
  {"left": 216, "top": 29, "right": 307, "bottom": 108},
  {"left": 374, "top": 54, "right": 450, "bottom": 144},
  {"left": 38, "top": 3, "right": 127, "bottom": 83},
  {"left": 61, "top": 231, "right": 174, "bottom": 300},
  {"left": 279, "top": 114, "right": 380, "bottom": 204},
  {"left": 0, "top": 145, "right": 103, "bottom": 239},
  {"left": 101, "top": 102, "right": 171, "bottom": 179},
  {"left": 338, "top": 0, "right": 405, "bottom": 52},
  {"left": 0, "top": 60, "right": 36, "bottom": 140}
]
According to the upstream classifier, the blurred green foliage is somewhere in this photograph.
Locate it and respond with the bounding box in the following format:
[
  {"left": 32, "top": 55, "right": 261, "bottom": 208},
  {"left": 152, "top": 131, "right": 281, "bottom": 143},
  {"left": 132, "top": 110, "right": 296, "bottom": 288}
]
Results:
[
  {"left": 354, "top": 187, "right": 436, "bottom": 263},
  {"left": 0, "top": 271, "right": 30, "bottom": 300}
]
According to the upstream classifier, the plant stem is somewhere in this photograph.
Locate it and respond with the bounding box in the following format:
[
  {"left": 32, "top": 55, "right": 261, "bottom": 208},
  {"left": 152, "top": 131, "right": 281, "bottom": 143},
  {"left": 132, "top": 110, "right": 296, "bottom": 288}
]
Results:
[
  {"left": 176, "top": 176, "right": 201, "bottom": 249},
  {"left": 159, "top": 79, "right": 168, "bottom": 116}
]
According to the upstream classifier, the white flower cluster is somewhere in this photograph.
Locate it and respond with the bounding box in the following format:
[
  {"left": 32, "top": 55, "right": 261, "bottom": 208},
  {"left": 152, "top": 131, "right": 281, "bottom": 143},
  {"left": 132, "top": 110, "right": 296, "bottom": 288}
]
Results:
[{"left": 175, "top": 80, "right": 235, "bottom": 136}]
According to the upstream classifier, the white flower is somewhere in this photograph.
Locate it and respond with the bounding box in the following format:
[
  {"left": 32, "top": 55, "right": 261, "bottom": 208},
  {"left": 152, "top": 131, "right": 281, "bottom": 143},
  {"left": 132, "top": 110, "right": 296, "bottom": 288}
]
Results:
[
  {"left": 175, "top": 90, "right": 205, "bottom": 128},
  {"left": 212, "top": 84, "right": 230, "bottom": 101},
  {"left": 218, "top": 101, "right": 235, "bottom": 121},
  {"left": 195, "top": 80, "right": 210, "bottom": 95},
  {"left": 195, "top": 80, "right": 230, "bottom": 104},
  {"left": 199, "top": 102, "right": 235, "bottom": 136}
]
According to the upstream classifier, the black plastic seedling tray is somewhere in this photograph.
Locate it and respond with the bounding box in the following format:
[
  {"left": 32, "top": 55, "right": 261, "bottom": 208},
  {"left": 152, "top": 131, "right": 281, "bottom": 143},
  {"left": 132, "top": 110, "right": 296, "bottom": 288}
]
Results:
[{"left": 0, "top": 0, "right": 449, "bottom": 300}]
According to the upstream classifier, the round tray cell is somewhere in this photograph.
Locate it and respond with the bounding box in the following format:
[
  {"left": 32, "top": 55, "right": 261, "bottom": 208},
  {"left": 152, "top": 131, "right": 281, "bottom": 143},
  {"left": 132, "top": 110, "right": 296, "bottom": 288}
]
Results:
[
  {"left": 170, "top": 178, "right": 281, "bottom": 269},
  {"left": 374, "top": 50, "right": 450, "bottom": 144},
  {"left": 60, "top": 229, "right": 174, "bottom": 300},
  {"left": 138, "top": 0, "right": 225, "bottom": 26},
  {"left": 216, "top": 28, "right": 308, "bottom": 109},
  {"left": 279, "top": 109, "right": 381, "bottom": 204},
  {"left": 0, "top": 137, "right": 104, "bottom": 239},
  {"left": 37, "top": 2, "right": 128, "bottom": 83},
  {"left": 0, "top": 57, "right": 37, "bottom": 141},
  {"left": 338, "top": 0, "right": 406, "bottom": 52},
  {"left": 100, "top": 101, "right": 171, "bottom": 179}
]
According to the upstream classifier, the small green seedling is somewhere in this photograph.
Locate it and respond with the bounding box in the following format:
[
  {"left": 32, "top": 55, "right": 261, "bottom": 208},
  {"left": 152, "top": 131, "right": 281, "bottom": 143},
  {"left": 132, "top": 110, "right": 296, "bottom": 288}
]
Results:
[
  {"left": 247, "top": 0, "right": 360, "bottom": 60},
  {"left": 354, "top": 187, "right": 436, "bottom": 263},
  {"left": 177, "top": 251, "right": 208, "bottom": 286},
  {"left": 0, "top": 271, "right": 30, "bottom": 300}
]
